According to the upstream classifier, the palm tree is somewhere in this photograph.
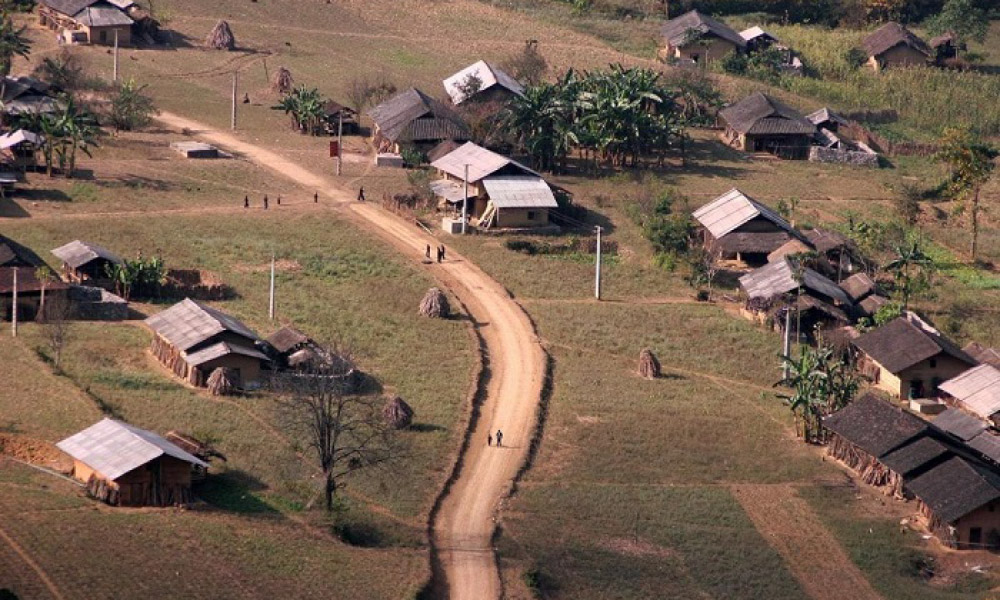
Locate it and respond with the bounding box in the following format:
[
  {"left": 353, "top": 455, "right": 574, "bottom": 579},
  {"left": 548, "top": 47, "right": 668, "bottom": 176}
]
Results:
[
  {"left": 51, "top": 95, "right": 99, "bottom": 178},
  {"left": 0, "top": 12, "right": 30, "bottom": 77},
  {"left": 777, "top": 345, "right": 859, "bottom": 443},
  {"left": 885, "top": 239, "right": 933, "bottom": 310}
]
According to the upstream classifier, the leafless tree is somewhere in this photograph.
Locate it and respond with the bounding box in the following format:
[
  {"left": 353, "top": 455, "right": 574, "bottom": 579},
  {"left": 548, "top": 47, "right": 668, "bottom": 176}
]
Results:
[
  {"left": 268, "top": 345, "right": 403, "bottom": 512},
  {"left": 42, "top": 293, "right": 72, "bottom": 368}
]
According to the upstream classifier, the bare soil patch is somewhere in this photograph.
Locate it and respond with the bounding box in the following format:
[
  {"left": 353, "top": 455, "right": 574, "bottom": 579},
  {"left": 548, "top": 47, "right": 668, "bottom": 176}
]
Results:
[{"left": 0, "top": 435, "right": 72, "bottom": 473}]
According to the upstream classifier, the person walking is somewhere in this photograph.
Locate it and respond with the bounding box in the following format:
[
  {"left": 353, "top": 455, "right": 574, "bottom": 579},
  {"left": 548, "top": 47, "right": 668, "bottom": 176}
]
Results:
[
  {"left": 425, "top": 244, "right": 431, "bottom": 260},
  {"left": 314, "top": 191, "right": 319, "bottom": 203},
  {"left": 487, "top": 433, "right": 492, "bottom": 447},
  {"left": 440, "top": 245, "right": 447, "bottom": 261},
  {"left": 495, "top": 429, "right": 503, "bottom": 447},
  {"left": 263, "top": 195, "right": 269, "bottom": 210},
  {"left": 357, "top": 187, "right": 366, "bottom": 202},
  {"left": 436, "top": 247, "right": 442, "bottom": 263},
  {"left": 277, "top": 195, "right": 282, "bottom": 206},
  {"left": 243, "top": 195, "right": 249, "bottom": 209}
]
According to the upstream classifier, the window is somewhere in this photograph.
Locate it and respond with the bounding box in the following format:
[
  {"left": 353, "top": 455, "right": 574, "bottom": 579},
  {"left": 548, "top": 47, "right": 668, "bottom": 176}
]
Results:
[
  {"left": 99, "top": 30, "right": 107, "bottom": 43},
  {"left": 527, "top": 211, "right": 536, "bottom": 221},
  {"left": 970, "top": 527, "right": 983, "bottom": 547},
  {"left": 929, "top": 358, "right": 937, "bottom": 368}
]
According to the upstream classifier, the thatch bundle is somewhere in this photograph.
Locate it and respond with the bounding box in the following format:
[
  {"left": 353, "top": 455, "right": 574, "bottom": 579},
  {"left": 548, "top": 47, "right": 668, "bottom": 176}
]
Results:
[
  {"left": 206, "top": 20, "right": 235, "bottom": 50},
  {"left": 206, "top": 367, "right": 238, "bottom": 396},
  {"left": 418, "top": 287, "right": 450, "bottom": 318},
  {"left": 272, "top": 67, "right": 294, "bottom": 95},
  {"left": 383, "top": 396, "right": 414, "bottom": 429},
  {"left": 638, "top": 348, "right": 661, "bottom": 379}
]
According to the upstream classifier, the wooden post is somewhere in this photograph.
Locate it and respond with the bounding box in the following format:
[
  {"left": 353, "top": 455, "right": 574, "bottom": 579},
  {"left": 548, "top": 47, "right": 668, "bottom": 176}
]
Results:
[
  {"left": 113, "top": 29, "right": 119, "bottom": 83},
  {"left": 11, "top": 268, "right": 17, "bottom": 337},
  {"left": 262, "top": 57, "right": 269, "bottom": 86},
  {"left": 268, "top": 253, "right": 275, "bottom": 320},
  {"left": 595, "top": 225, "right": 602, "bottom": 300},
  {"left": 782, "top": 307, "right": 791, "bottom": 380},
  {"left": 461, "top": 164, "right": 469, "bottom": 235},
  {"left": 231, "top": 72, "right": 238, "bottom": 130},
  {"left": 336, "top": 112, "right": 343, "bottom": 176}
]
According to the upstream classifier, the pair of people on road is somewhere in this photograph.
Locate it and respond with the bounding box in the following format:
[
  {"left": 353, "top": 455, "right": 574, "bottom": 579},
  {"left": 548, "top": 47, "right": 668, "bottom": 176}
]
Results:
[{"left": 487, "top": 429, "right": 503, "bottom": 447}]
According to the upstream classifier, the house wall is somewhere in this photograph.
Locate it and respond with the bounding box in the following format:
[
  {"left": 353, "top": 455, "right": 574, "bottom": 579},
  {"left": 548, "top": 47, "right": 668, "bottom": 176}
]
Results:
[
  {"left": 667, "top": 36, "right": 738, "bottom": 63},
  {"left": 114, "top": 456, "right": 194, "bottom": 507},
  {"left": 196, "top": 353, "right": 262, "bottom": 388},
  {"left": 85, "top": 25, "right": 131, "bottom": 46},
  {"left": 496, "top": 207, "right": 550, "bottom": 228},
  {"left": 953, "top": 502, "right": 1000, "bottom": 549},
  {"left": 744, "top": 133, "right": 812, "bottom": 159},
  {"left": 72, "top": 459, "right": 100, "bottom": 484},
  {"left": 869, "top": 45, "right": 927, "bottom": 71},
  {"left": 898, "top": 355, "right": 973, "bottom": 399}
]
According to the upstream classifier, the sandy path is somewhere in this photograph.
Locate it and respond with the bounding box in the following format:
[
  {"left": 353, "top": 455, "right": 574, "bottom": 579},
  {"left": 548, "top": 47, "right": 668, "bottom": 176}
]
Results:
[
  {"left": 730, "top": 484, "right": 882, "bottom": 600},
  {"left": 153, "top": 112, "right": 547, "bottom": 600}
]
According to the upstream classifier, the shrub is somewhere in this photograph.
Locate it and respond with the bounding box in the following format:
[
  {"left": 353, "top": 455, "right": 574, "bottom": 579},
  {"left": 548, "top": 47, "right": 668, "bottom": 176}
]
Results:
[{"left": 110, "top": 78, "right": 158, "bottom": 131}]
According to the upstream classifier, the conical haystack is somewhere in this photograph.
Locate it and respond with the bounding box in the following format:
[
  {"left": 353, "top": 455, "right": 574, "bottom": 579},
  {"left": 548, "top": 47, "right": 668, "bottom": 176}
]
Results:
[
  {"left": 207, "top": 367, "right": 238, "bottom": 396},
  {"left": 638, "top": 348, "right": 661, "bottom": 379},
  {"left": 382, "top": 396, "right": 414, "bottom": 429},
  {"left": 418, "top": 287, "right": 449, "bottom": 318},
  {"left": 206, "top": 20, "right": 235, "bottom": 50},
  {"left": 271, "top": 66, "right": 294, "bottom": 95}
]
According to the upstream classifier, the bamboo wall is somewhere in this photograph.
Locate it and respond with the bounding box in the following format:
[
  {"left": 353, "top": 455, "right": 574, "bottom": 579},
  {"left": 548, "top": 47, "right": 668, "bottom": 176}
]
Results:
[{"left": 827, "top": 435, "right": 904, "bottom": 497}]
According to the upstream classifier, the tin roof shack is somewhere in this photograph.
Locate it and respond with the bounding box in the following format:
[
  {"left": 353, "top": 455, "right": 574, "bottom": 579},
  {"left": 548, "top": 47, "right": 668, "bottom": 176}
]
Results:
[
  {"left": 739, "top": 258, "right": 852, "bottom": 339},
  {"left": 939, "top": 365, "right": 1000, "bottom": 425},
  {"left": 145, "top": 298, "right": 268, "bottom": 389},
  {"left": 719, "top": 92, "right": 816, "bottom": 159},
  {"left": 693, "top": 188, "right": 802, "bottom": 267},
  {"left": 659, "top": 10, "right": 745, "bottom": 65},
  {"left": 430, "top": 142, "right": 559, "bottom": 231},
  {"left": 861, "top": 22, "right": 931, "bottom": 72},
  {"left": 908, "top": 456, "right": 1000, "bottom": 549},
  {"left": 57, "top": 418, "right": 208, "bottom": 506},
  {"left": 38, "top": 0, "right": 133, "bottom": 46},
  {"left": 0, "top": 234, "right": 67, "bottom": 322},
  {"left": 367, "top": 88, "right": 468, "bottom": 155},
  {"left": 51, "top": 239, "right": 122, "bottom": 287},
  {"left": 0, "top": 76, "right": 61, "bottom": 117},
  {"left": 0, "top": 129, "right": 43, "bottom": 170},
  {"left": 852, "top": 314, "right": 976, "bottom": 400},
  {"left": 443, "top": 61, "right": 525, "bottom": 106}
]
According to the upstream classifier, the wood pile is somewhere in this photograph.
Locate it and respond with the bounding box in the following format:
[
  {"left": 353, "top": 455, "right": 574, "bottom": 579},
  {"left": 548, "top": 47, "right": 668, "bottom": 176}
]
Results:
[
  {"left": 206, "top": 20, "right": 235, "bottom": 50},
  {"left": 383, "top": 396, "right": 414, "bottom": 429},
  {"left": 150, "top": 334, "right": 191, "bottom": 382},
  {"left": 206, "top": 367, "right": 238, "bottom": 396},
  {"left": 272, "top": 67, "right": 294, "bottom": 95},
  {"left": 418, "top": 287, "right": 450, "bottom": 319},
  {"left": 638, "top": 348, "right": 661, "bottom": 379},
  {"left": 828, "top": 435, "right": 904, "bottom": 497}
]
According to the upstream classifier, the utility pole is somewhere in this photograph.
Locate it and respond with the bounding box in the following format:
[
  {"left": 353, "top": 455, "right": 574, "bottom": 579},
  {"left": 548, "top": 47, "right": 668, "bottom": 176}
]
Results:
[
  {"left": 268, "top": 253, "right": 276, "bottom": 320},
  {"left": 782, "top": 307, "right": 791, "bottom": 380},
  {"left": 595, "top": 225, "right": 602, "bottom": 300},
  {"left": 231, "top": 71, "right": 238, "bottom": 130},
  {"left": 461, "top": 163, "right": 469, "bottom": 234},
  {"left": 113, "top": 30, "right": 119, "bottom": 83},
  {"left": 11, "top": 268, "right": 17, "bottom": 337},
  {"left": 336, "top": 112, "right": 343, "bottom": 176}
]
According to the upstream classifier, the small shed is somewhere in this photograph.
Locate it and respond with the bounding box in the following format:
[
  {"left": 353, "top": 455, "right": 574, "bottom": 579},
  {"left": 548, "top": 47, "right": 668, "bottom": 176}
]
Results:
[
  {"left": 930, "top": 33, "right": 963, "bottom": 63},
  {"left": 739, "top": 26, "right": 780, "bottom": 53},
  {"left": 443, "top": 60, "right": 525, "bottom": 105},
  {"left": 659, "top": 10, "right": 745, "bottom": 64},
  {"left": 322, "top": 101, "right": 359, "bottom": 135},
  {"left": 171, "top": 141, "right": 220, "bottom": 159},
  {"left": 939, "top": 365, "right": 1000, "bottom": 424},
  {"left": 806, "top": 108, "right": 849, "bottom": 133},
  {"left": 692, "top": 188, "right": 803, "bottom": 266},
  {"left": 0, "top": 129, "right": 43, "bottom": 170},
  {"left": 57, "top": 418, "right": 208, "bottom": 506},
  {"left": 861, "top": 22, "right": 930, "bottom": 72},
  {"left": 51, "top": 239, "right": 122, "bottom": 286},
  {"left": 367, "top": 88, "right": 468, "bottom": 154},
  {"left": 719, "top": 92, "right": 816, "bottom": 159},
  {"left": 0, "top": 77, "right": 61, "bottom": 117}
]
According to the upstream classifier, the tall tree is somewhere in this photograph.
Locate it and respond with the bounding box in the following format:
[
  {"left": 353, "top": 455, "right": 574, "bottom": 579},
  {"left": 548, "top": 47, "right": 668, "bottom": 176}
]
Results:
[
  {"left": 0, "top": 11, "right": 29, "bottom": 77},
  {"left": 935, "top": 127, "right": 997, "bottom": 261},
  {"left": 925, "top": 0, "right": 989, "bottom": 59}
]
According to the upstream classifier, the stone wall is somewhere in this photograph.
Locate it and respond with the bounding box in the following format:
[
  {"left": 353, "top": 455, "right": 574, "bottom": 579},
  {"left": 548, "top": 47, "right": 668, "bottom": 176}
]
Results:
[{"left": 808, "top": 146, "right": 880, "bottom": 168}]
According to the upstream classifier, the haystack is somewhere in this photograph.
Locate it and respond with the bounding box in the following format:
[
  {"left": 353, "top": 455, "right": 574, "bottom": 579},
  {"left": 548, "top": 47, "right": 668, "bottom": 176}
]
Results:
[
  {"left": 206, "top": 20, "right": 235, "bottom": 50},
  {"left": 272, "top": 67, "right": 294, "bottom": 95},
  {"left": 638, "top": 348, "right": 661, "bottom": 379},
  {"left": 383, "top": 396, "right": 414, "bottom": 429},
  {"left": 206, "top": 367, "right": 238, "bottom": 396},
  {"left": 418, "top": 287, "right": 449, "bottom": 318}
]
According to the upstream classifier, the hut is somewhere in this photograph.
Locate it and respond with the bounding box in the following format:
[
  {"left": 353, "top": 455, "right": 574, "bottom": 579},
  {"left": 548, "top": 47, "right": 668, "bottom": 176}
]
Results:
[
  {"left": 57, "top": 418, "right": 208, "bottom": 506},
  {"left": 367, "top": 88, "right": 468, "bottom": 155},
  {"left": 861, "top": 22, "right": 930, "bottom": 72},
  {"left": 51, "top": 240, "right": 122, "bottom": 287},
  {"left": 0, "top": 76, "right": 61, "bottom": 117},
  {"left": 442, "top": 60, "right": 525, "bottom": 105},
  {"left": 838, "top": 272, "right": 890, "bottom": 318},
  {"left": 144, "top": 298, "right": 268, "bottom": 389},
  {"left": 767, "top": 228, "right": 860, "bottom": 278},
  {"left": 806, "top": 108, "right": 849, "bottom": 134},
  {"left": 930, "top": 33, "right": 963, "bottom": 63},
  {"left": 738, "top": 257, "right": 853, "bottom": 337},
  {"left": 430, "top": 142, "right": 558, "bottom": 230},
  {"left": 323, "top": 101, "right": 359, "bottom": 135},
  {"left": 907, "top": 456, "right": 1000, "bottom": 549},
  {"left": 658, "top": 10, "right": 745, "bottom": 64},
  {"left": 965, "top": 342, "right": 1000, "bottom": 369},
  {"left": 37, "top": 0, "right": 133, "bottom": 46},
  {"left": 719, "top": 92, "right": 816, "bottom": 159},
  {"left": 0, "top": 234, "right": 67, "bottom": 322},
  {"left": 852, "top": 313, "right": 977, "bottom": 400},
  {"left": 0, "top": 130, "right": 43, "bottom": 170},
  {"left": 939, "top": 365, "right": 1000, "bottom": 424},
  {"left": 692, "top": 188, "right": 803, "bottom": 267}
]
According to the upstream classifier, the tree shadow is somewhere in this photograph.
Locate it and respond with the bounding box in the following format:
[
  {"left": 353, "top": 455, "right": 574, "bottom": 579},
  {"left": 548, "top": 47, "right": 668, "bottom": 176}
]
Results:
[
  {"left": 0, "top": 199, "right": 31, "bottom": 218},
  {"left": 13, "top": 188, "right": 72, "bottom": 203},
  {"left": 98, "top": 175, "right": 177, "bottom": 192},
  {"left": 197, "top": 468, "right": 280, "bottom": 515},
  {"left": 409, "top": 422, "right": 447, "bottom": 433}
]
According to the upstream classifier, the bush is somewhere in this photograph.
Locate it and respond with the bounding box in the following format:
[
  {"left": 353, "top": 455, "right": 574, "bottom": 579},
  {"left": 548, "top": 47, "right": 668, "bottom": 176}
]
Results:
[
  {"left": 400, "top": 147, "right": 427, "bottom": 168},
  {"left": 110, "top": 78, "right": 158, "bottom": 131}
]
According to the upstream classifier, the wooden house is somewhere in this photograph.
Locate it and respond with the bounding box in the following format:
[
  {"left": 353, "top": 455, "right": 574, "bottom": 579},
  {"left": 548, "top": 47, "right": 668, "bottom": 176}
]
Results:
[
  {"left": 145, "top": 298, "right": 268, "bottom": 389},
  {"left": 367, "top": 88, "right": 468, "bottom": 154},
  {"left": 738, "top": 257, "right": 853, "bottom": 337},
  {"left": 429, "top": 142, "right": 558, "bottom": 230},
  {"left": 658, "top": 10, "right": 745, "bottom": 64},
  {"left": 0, "top": 234, "right": 67, "bottom": 322},
  {"left": 718, "top": 92, "right": 816, "bottom": 159},
  {"left": 442, "top": 61, "right": 525, "bottom": 106},
  {"left": 939, "top": 365, "right": 1000, "bottom": 425},
  {"left": 692, "top": 188, "right": 803, "bottom": 266},
  {"left": 838, "top": 272, "right": 889, "bottom": 318},
  {"left": 38, "top": 0, "right": 134, "bottom": 46},
  {"left": 908, "top": 456, "right": 1000, "bottom": 549},
  {"left": 51, "top": 239, "right": 122, "bottom": 287},
  {"left": 57, "top": 418, "right": 208, "bottom": 506},
  {"left": 852, "top": 313, "right": 977, "bottom": 400},
  {"left": 861, "top": 22, "right": 931, "bottom": 72}
]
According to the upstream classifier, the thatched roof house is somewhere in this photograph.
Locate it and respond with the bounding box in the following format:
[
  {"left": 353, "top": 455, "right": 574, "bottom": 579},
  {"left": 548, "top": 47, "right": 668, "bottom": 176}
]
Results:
[
  {"left": 38, "top": 0, "right": 133, "bottom": 46},
  {"left": 739, "top": 258, "right": 852, "bottom": 335},
  {"left": 659, "top": 10, "right": 745, "bottom": 63},
  {"left": 719, "top": 92, "right": 815, "bottom": 159},
  {"left": 443, "top": 60, "right": 525, "bottom": 105},
  {"left": 939, "top": 365, "right": 1000, "bottom": 424},
  {"left": 57, "top": 418, "right": 207, "bottom": 506},
  {"left": 430, "top": 142, "right": 558, "bottom": 230},
  {"left": 145, "top": 298, "right": 268, "bottom": 388},
  {"left": 367, "top": 88, "right": 468, "bottom": 154},
  {"left": 907, "top": 456, "right": 1000, "bottom": 548},
  {"left": 852, "top": 314, "right": 976, "bottom": 400},
  {"left": 693, "top": 188, "right": 802, "bottom": 266},
  {"left": 861, "top": 22, "right": 930, "bottom": 72},
  {"left": 51, "top": 240, "right": 122, "bottom": 286}
]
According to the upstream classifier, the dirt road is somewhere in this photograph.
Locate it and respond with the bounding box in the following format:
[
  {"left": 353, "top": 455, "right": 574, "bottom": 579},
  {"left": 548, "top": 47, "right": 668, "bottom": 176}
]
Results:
[{"left": 154, "top": 112, "right": 547, "bottom": 600}]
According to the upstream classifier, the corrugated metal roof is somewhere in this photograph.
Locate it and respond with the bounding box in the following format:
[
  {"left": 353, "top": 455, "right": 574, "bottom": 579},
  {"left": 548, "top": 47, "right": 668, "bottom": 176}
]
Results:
[
  {"left": 145, "top": 298, "right": 259, "bottom": 352},
  {"left": 367, "top": 88, "right": 467, "bottom": 144},
  {"left": 933, "top": 408, "right": 989, "bottom": 441},
  {"left": 430, "top": 179, "right": 471, "bottom": 204},
  {"left": 431, "top": 141, "right": 539, "bottom": 182},
  {"left": 739, "top": 26, "right": 777, "bottom": 42},
  {"left": 481, "top": 176, "right": 558, "bottom": 209},
  {"left": 75, "top": 3, "right": 132, "bottom": 26},
  {"left": 4, "top": 95, "right": 60, "bottom": 115},
  {"left": 184, "top": 340, "right": 268, "bottom": 367},
  {"left": 442, "top": 60, "right": 525, "bottom": 105},
  {"left": 51, "top": 240, "right": 122, "bottom": 270},
  {"left": 56, "top": 418, "right": 207, "bottom": 481},
  {"left": 693, "top": 188, "right": 797, "bottom": 240},
  {"left": 739, "top": 258, "right": 850, "bottom": 304},
  {"left": 940, "top": 365, "right": 1000, "bottom": 420},
  {"left": 0, "top": 129, "right": 42, "bottom": 149}
]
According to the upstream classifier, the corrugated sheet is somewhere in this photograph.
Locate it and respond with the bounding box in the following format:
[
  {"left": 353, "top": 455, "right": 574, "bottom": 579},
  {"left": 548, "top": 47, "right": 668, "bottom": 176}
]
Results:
[
  {"left": 739, "top": 258, "right": 850, "bottom": 304},
  {"left": 739, "top": 26, "right": 776, "bottom": 42},
  {"left": 184, "top": 340, "right": 268, "bottom": 367},
  {"left": 481, "top": 176, "right": 558, "bottom": 209},
  {"left": 0, "top": 129, "right": 42, "bottom": 149},
  {"left": 56, "top": 418, "right": 207, "bottom": 481},
  {"left": 431, "top": 141, "right": 538, "bottom": 183},
  {"left": 692, "top": 188, "right": 796, "bottom": 240},
  {"left": 430, "top": 179, "right": 471, "bottom": 204},
  {"left": 145, "top": 298, "right": 259, "bottom": 352},
  {"left": 933, "top": 408, "right": 989, "bottom": 441},
  {"left": 940, "top": 365, "right": 1000, "bottom": 420},
  {"left": 40, "top": 0, "right": 96, "bottom": 15},
  {"left": 442, "top": 60, "right": 525, "bottom": 105},
  {"left": 51, "top": 240, "right": 122, "bottom": 270},
  {"left": 661, "top": 10, "right": 746, "bottom": 48}
]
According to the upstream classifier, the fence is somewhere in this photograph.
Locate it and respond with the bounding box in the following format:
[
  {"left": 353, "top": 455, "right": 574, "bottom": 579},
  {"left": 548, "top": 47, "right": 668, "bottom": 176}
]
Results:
[{"left": 841, "top": 122, "right": 940, "bottom": 157}]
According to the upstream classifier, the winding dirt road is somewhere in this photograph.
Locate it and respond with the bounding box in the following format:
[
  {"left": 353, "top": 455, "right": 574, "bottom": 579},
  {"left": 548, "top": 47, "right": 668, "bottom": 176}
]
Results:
[{"left": 154, "top": 113, "right": 546, "bottom": 599}]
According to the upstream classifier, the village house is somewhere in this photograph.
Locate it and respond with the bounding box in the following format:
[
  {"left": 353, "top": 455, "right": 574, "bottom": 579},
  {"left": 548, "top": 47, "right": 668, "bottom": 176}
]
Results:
[
  {"left": 718, "top": 92, "right": 816, "bottom": 159},
  {"left": 939, "top": 365, "right": 1000, "bottom": 425},
  {"left": 367, "top": 88, "right": 468, "bottom": 155},
  {"left": 51, "top": 239, "right": 122, "bottom": 287},
  {"left": 0, "top": 234, "right": 67, "bottom": 322},
  {"left": 861, "top": 22, "right": 931, "bottom": 72},
  {"left": 658, "top": 10, "right": 745, "bottom": 64},
  {"left": 739, "top": 26, "right": 803, "bottom": 72},
  {"left": 57, "top": 418, "right": 208, "bottom": 506},
  {"left": 430, "top": 141, "right": 559, "bottom": 231},
  {"left": 738, "top": 257, "right": 853, "bottom": 337},
  {"left": 145, "top": 298, "right": 269, "bottom": 389},
  {"left": 852, "top": 313, "right": 977, "bottom": 400},
  {"left": 692, "top": 188, "right": 803, "bottom": 267},
  {"left": 930, "top": 33, "right": 963, "bottom": 64},
  {"left": 838, "top": 272, "right": 889, "bottom": 318},
  {"left": 1, "top": 76, "right": 60, "bottom": 117},
  {"left": 38, "top": 0, "right": 134, "bottom": 46},
  {"left": 442, "top": 60, "right": 525, "bottom": 105},
  {"left": 907, "top": 456, "right": 1000, "bottom": 549}
]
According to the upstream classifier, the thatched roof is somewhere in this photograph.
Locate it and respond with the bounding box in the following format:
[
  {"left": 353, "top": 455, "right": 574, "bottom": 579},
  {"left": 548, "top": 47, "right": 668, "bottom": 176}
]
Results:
[
  {"left": 266, "top": 326, "right": 311, "bottom": 355},
  {"left": 717, "top": 232, "right": 793, "bottom": 255},
  {"left": 145, "top": 298, "right": 260, "bottom": 352},
  {"left": 939, "top": 365, "right": 1000, "bottom": 421},
  {"left": 929, "top": 33, "right": 955, "bottom": 48},
  {"left": 442, "top": 60, "right": 525, "bottom": 105},
  {"left": 739, "top": 258, "right": 851, "bottom": 305},
  {"left": 804, "top": 228, "right": 852, "bottom": 254},
  {"left": 368, "top": 88, "right": 468, "bottom": 144},
  {"left": 907, "top": 456, "right": 1000, "bottom": 524},
  {"left": 933, "top": 408, "right": 989, "bottom": 442},
  {"left": 861, "top": 22, "right": 930, "bottom": 59},
  {"left": 719, "top": 92, "right": 816, "bottom": 136},
  {"left": 271, "top": 67, "right": 294, "bottom": 95},
  {"left": 839, "top": 272, "right": 877, "bottom": 302},
  {"left": 964, "top": 342, "right": 1000, "bottom": 369},
  {"left": 206, "top": 20, "right": 235, "bottom": 51},
  {"left": 693, "top": 188, "right": 799, "bottom": 240},
  {"left": 852, "top": 314, "right": 975, "bottom": 374},
  {"left": 660, "top": 10, "right": 746, "bottom": 49},
  {"left": 51, "top": 240, "right": 122, "bottom": 270},
  {"left": 880, "top": 436, "right": 952, "bottom": 477},
  {"left": 823, "top": 393, "right": 929, "bottom": 458},
  {"left": 795, "top": 294, "right": 850, "bottom": 324}
]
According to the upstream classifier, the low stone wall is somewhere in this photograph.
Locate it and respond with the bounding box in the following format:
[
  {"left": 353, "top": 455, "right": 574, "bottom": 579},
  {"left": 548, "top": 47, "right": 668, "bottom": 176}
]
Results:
[
  {"left": 808, "top": 146, "right": 880, "bottom": 168},
  {"left": 69, "top": 285, "right": 128, "bottom": 321}
]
